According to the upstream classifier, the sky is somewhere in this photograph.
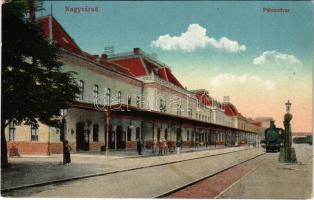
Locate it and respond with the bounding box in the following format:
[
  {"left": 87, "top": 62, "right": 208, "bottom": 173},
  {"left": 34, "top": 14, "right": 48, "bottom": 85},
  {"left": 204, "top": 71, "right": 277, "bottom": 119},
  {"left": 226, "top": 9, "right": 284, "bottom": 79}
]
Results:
[{"left": 40, "top": 1, "right": 312, "bottom": 132}]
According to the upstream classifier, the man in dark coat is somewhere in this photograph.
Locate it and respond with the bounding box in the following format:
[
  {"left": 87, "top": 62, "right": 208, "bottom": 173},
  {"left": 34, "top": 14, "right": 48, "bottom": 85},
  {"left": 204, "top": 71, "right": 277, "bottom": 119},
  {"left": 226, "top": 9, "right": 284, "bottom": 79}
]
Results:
[
  {"left": 64, "top": 140, "right": 72, "bottom": 165},
  {"left": 137, "top": 137, "right": 143, "bottom": 155}
]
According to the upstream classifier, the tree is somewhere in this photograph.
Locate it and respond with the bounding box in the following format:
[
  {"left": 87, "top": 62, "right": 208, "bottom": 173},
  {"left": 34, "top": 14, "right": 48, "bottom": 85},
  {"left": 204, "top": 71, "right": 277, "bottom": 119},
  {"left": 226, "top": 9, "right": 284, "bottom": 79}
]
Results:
[{"left": 2, "top": 1, "right": 79, "bottom": 167}]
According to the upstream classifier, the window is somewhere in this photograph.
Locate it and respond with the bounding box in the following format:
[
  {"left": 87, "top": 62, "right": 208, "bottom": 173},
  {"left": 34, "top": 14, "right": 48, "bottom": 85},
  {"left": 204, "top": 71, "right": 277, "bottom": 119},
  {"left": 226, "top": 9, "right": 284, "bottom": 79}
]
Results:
[
  {"left": 165, "top": 128, "right": 168, "bottom": 140},
  {"left": 127, "top": 127, "right": 132, "bottom": 141},
  {"left": 188, "top": 108, "right": 192, "bottom": 118},
  {"left": 136, "top": 96, "right": 141, "bottom": 108},
  {"left": 127, "top": 95, "right": 131, "bottom": 105},
  {"left": 93, "top": 84, "right": 98, "bottom": 103},
  {"left": 160, "top": 99, "right": 166, "bottom": 112},
  {"left": 79, "top": 80, "right": 84, "bottom": 100},
  {"left": 30, "top": 125, "right": 38, "bottom": 141},
  {"left": 93, "top": 124, "right": 99, "bottom": 142},
  {"left": 9, "top": 121, "right": 15, "bottom": 141},
  {"left": 118, "top": 91, "right": 122, "bottom": 104},
  {"left": 160, "top": 99, "right": 163, "bottom": 111},
  {"left": 177, "top": 104, "right": 182, "bottom": 116},
  {"left": 187, "top": 130, "right": 190, "bottom": 141},
  {"left": 105, "top": 88, "right": 111, "bottom": 105}
]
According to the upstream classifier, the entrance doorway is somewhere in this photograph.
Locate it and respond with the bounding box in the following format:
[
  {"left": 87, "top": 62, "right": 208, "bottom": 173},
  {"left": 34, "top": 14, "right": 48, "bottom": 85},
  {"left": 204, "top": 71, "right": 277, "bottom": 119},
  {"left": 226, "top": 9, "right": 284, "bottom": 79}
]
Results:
[
  {"left": 157, "top": 128, "right": 161, "bottom": 142},
  {"left": 176, "top": 128, "right": 182, "bottom": 141},
  {"left": 108, "top": 124, "right": 115, "bottom": 149},
  {"left": 76, "top": 122, "right": 89, "bottom": 151},
  {"left": 136, "top": 127, "right": 140, "bottom": 139},
  {"left": 116, "top": 125, "right": 125, "bottom": 149}
]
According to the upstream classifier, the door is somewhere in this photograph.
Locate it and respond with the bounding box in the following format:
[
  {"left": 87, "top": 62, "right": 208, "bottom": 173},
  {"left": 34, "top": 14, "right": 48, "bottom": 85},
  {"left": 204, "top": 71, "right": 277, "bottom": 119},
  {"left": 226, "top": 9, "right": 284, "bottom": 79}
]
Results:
[
  {"left": 108, "top": 125, "right": 115, "bottom": 149},
  {"left": 76, "top": 122, "right": 89, "bottom": 151},
  {"left": 176, "top": 128, "right": 182, "bottom": 141},
  {"left": 116, "top": 125, "right": 125, "bottom": 149}
]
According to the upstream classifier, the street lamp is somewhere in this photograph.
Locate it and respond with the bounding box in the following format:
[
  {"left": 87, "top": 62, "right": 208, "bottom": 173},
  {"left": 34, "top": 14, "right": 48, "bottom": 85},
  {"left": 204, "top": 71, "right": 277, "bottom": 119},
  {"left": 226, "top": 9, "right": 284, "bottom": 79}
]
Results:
[
  {"left": 60, "top": 108, "right": 67, "bottom": 165},
  {"left": 285, "top": 100, "right": 291, "bottom": 113}
]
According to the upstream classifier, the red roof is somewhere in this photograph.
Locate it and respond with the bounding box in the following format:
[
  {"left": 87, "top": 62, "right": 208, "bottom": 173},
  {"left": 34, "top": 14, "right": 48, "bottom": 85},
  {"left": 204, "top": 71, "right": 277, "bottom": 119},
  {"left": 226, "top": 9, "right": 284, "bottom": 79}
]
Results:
[
  {"left": 164, "top": 67, "right": 183, "bottom": 88},
  {"left": 252, "top": 122, "right": 261, "bottom": 128},
  {"left": 224, "top": 104, "right": 239, "bottom": 116},
  {"left": 110, "top": 55, "right": 184, "bottom": 88},
  {"left": 158, "top": 68, "right": 168, "bottom": 81},
  {"left": 37, "top": 16, "right": 84, "bottom": 57},
  {"left": 37, "top": 16, "right": 134, "bottom": 77},
  {"left": 195, "top": 93, "right": 212, "bottom": 106},
  {"left": 112, "top": 57, "right": 146, "bottom": 76},
  {"left": 99, "top": 59, "right": 135, "bottom": 76}
]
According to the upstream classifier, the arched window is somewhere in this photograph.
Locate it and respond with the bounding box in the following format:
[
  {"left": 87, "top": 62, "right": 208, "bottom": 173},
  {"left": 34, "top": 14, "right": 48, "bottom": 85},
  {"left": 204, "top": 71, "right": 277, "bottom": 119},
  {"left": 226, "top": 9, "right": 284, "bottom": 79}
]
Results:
[
  {"left": 105, "top": 88, "right": 111, "bottom": 105},
  {"left": 9, "top": 121, "right": 15, "bottom": 141},
  {"left": 118, "top": 91, "right": 122, "bottom": 104},
  {"left": 160, "top": 99, "right": 163, "bottom": 111},
  {"left": 93, "top": 124, "right": 99, "bottom": 142},
  {"left": 93, "top": 84, "right": 98, "bottom": 104},
  {"left": 79, "top": 80, "right": 84, "bottom": 100},
  {"left": 136, "top": 96, "right": 140, "bottom": 108},
  {"left": 177, "top": 104, "right": 182, "bottom": 115},
  {"left": 127, "top": 95, "right": 131, "bottom": 105},
  {"left": 30, "top": 125, "right": 38, "bottom": 141}
]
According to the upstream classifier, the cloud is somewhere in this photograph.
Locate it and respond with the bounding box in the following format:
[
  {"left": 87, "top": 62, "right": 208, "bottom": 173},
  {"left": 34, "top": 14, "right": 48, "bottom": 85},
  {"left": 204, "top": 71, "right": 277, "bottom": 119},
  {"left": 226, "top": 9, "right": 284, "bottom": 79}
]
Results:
[
  {"left": 265, "top": 80, "right": 275, "bottom": 89},
  {"left": 253, "top": 51, "right": 302, "bottom": 67},
  {"left": 151, "top": 24, "right": 246, "bottom": 53},
  {"left": 209, "top": 73, "right": 275, "bottom": 89}
]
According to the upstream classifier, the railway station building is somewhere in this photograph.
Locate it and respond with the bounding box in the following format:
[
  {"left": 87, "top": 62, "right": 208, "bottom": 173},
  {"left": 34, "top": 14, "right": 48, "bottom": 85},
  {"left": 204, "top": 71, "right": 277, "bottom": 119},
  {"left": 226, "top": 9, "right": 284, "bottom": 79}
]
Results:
[{"left": 5, "top": 16, "right": 260, "bottom": 155}]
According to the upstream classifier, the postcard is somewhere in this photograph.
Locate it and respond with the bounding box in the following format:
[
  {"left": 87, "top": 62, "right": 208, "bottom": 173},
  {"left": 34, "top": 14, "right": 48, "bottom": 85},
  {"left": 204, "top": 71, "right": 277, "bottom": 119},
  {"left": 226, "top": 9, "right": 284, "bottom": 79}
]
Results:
[{"left": 1, "top": 0, "right": 312, "bottom": 199}]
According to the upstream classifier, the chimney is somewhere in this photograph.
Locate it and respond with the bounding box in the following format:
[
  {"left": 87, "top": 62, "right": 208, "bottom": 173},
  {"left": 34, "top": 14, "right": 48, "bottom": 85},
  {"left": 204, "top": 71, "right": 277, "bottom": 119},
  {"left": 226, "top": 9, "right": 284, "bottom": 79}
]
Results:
[
  {"left": 99, "top": 54, "right": 108, "bottom": 64},
  {"left": 133, "top": 48, "right": 140, "bottom": 54},
  {"left": 223, "top": 96, "right": 230, "bottom": 103},
  {"left": 91, "top": 55, "right": 99, "bottom": 62}
]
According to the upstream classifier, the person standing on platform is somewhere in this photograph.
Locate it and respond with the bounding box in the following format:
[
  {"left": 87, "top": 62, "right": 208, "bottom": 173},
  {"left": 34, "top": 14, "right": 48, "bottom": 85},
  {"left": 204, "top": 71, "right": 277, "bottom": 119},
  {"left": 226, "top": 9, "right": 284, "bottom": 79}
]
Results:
[
  {"left": 158, "top": 140, "right": 163, "bottom": 156},
  {"left": 137, "top": 137, "right": 143, "bottom": 155},
  {"left": 176, "top": 137, "right": 182, "bottom": 155},
  {"left": 64, "top": 140, "right": 72, "bottom": 165},
  {"left": 163, "top": 138, "right": 168, "bottom": 155}
]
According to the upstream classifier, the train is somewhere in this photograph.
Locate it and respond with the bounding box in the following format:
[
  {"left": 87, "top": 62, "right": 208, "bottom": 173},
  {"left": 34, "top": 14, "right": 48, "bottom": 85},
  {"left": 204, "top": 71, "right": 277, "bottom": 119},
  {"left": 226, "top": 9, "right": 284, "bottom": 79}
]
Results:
[
  {"left": 293, "top": 135, "right": 312, "bottom": 145},
  {"left": 261, "top": 121, "right": 284, "bottom": 153}
]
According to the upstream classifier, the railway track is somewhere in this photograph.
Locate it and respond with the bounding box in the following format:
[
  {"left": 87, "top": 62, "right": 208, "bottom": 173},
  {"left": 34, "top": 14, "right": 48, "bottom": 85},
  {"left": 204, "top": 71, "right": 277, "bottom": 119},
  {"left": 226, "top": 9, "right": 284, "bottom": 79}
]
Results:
[
  {"left": 2, "top": 148, "right": 263, "bottom": 197},
  {"left": 154, "top": 152, "right": 266, "bottom": 198}
]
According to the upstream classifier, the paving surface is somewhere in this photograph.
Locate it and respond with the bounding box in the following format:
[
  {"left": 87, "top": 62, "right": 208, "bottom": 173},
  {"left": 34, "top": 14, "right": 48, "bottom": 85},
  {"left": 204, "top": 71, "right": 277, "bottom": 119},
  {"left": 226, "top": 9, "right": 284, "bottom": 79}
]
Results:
[
  {"left": 1, "top": 145, "right": 226, "bottom": 190},
  {"left": 2, "top": 146, "right": 263, "bottom": 197},
  {"left": 165, "top": 153, "right": 265, "bottom": 198},
  {"left": 219, "top": 144, "right": 312, "bottom": 199}
]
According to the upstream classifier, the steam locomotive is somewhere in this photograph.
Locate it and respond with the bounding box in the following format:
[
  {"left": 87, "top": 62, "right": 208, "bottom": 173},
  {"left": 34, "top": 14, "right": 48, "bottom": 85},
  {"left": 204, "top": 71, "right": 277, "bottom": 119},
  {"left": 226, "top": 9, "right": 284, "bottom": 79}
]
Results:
[{"left": 261, "top": 121, "right": 284, "bottom": 152}]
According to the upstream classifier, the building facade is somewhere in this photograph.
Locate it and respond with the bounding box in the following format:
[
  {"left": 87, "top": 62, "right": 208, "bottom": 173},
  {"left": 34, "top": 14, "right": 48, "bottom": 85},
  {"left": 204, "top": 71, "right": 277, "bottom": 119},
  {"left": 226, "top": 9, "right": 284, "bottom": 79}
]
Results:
[{"left": 5, "top": 16, "right": 260, "bottom": 156}]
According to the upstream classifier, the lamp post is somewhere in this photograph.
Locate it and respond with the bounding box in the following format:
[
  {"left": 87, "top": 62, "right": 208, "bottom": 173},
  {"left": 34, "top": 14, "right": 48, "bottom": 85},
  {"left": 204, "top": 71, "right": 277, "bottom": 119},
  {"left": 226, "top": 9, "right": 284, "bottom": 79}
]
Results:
[
  {"left": 285, "top": 100, "right": 291, "bottom": 113},
  {"left": 60, "top": 109, "right": 67, "bottom": 165},
  {"left": 279, "top": 100, "right": 297, "bottom": 163},
  {"left": 284, "top": 100, "right": 293, "bottom": 151}
]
